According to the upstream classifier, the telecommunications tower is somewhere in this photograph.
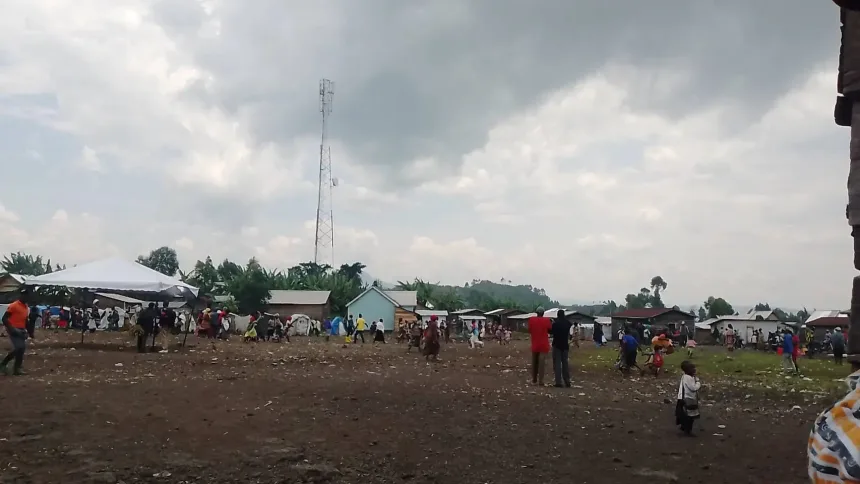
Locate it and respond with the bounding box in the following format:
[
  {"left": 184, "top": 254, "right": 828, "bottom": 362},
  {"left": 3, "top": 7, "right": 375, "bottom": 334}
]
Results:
[{"left": 314, "top": 78, "right": 335, "bottom": 266}]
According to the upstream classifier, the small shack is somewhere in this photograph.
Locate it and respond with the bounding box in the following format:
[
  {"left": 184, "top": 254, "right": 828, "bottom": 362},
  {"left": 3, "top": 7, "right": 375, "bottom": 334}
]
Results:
[
  {"left": 0, "top": 273, "right": 26, "bottom": 304},
  {"left": 611, "top": 308, "right": 695, "bottom": 340},
  {"left": 806, "top": 315, "right": 850, "bottom": 340},
  {"left": 346, "top": 287, "right": 419, "bottom": 331},
  {"left": 267, "top": 290, "right": 331, "bottom": 321},
  {"left": 484, "top": 308, "right": 525, "bottom": 328},
  {"left": 415, "top": 309, "right": 449, "bottom": 322}
]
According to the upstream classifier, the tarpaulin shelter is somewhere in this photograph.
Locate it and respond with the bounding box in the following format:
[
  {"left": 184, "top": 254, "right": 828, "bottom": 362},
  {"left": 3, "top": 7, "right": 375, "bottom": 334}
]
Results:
[
  {"left": 23, "top": 258, "right": 199, "bottom": 346},
  {"left": 23, "top": 258, "right": 198, "bottom": 297}
]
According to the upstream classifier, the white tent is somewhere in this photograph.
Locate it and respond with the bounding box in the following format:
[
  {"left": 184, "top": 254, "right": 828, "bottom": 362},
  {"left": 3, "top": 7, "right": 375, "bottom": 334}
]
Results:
[{"left": 23, "top": 258, "right": 199, "bottom": 297}]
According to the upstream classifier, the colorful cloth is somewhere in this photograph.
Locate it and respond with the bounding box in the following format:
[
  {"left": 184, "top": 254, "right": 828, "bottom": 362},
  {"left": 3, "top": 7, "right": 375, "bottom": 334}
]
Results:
[{"left": 808, "top": 370, "right": 860, "bottom": 482}]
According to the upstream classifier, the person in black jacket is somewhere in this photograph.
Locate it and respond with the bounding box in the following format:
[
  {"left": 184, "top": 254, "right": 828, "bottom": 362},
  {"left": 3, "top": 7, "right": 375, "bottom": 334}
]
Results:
[
  {"left": 551, "top": 310, "right": 573, "bottom": 388},
  {"left": 137, "top": 303, "right": 158, "bottom": 353}
]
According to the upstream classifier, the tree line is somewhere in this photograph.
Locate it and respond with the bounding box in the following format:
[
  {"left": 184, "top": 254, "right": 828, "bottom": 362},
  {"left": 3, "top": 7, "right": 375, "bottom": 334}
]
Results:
[
  {"left": 568, "top": 275, "right": 811, "bottom": 323},
  {"left": 0, "top": 252, "right": 814, "bottom": 322}
]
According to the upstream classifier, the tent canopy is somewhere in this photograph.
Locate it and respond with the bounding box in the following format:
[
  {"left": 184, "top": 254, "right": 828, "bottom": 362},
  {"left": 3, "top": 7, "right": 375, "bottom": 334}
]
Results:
[{"left": 23, "top": 257, "right": 199, "bottom": 297}]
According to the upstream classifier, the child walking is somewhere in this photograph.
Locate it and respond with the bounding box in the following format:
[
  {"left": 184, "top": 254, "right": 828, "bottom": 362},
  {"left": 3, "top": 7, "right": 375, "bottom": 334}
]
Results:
[{"left": 675, "top": 360, "right": 701, "bottom": 436}]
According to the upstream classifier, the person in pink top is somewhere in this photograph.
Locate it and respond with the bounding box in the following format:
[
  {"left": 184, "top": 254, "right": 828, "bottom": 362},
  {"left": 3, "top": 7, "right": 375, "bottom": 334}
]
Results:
[{"left": 528, "top": 307, "right": 552, "bottom": 386}]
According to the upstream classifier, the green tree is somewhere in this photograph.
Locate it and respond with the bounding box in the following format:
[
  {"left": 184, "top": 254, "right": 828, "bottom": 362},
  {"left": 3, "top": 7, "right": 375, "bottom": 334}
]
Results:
[
  {"left": 225, "top": 258, "right": 271, "bottom": 314},
  {"left": 337, "top": 262, "right": 366, "bottom": 283},
  {"left": 288, "top": 262, "right": 331, "bottom": 279},
  {"left": 395, "top": 279, "right": 434, "bottom": 307},
  {"left": 136, "top": 246, "right": 180, "bottom": 276},
  {"left": 704, "top": 296, "right": 734, "bottom": 319},
  {"left": 182, "top": 256, "right": 221, "bottom": 296},
  {"left": 624, "top": 288, "right": 651, "bottom": 309},
  {"left": 754, "top": 302, "right": 771, "bottom": 311},
  {"left": 2, "top": 252, "right": 50, "bottom": 276},
  {"left": 649, "top": 276, "right": 668, "bottom": 308},
  {"left": 216, "top": 259, "right": 243, "bottom": 282},
  {"left": 797, "top": 307, "right": 811, "bottom": 323},
  {"left": 428, "top": 287, "right": 464, "bottom": 311},
  {"left": 697, "top": 306, "right": 707, "bottom": 321}
]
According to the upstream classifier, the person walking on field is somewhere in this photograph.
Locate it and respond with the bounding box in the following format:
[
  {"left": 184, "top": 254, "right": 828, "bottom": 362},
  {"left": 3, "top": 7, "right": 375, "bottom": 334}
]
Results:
[
  {"left": 1, "top": 289, "right": 33, "bottom": 376},
  {"left": 551, "top": 309, "right": 572, "bottom": 388},
  {"left": 528, "top": 307, "right": 552, "bottom": 386},
  {"left": 353, "top": 314, "right": 366, "bottom": 344}
]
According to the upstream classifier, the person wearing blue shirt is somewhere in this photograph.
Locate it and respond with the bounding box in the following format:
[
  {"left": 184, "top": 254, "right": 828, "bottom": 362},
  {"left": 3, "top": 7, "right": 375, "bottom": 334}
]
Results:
[
  {"left": 782, "top": 330, "right": 796, "bottom": 372},
  {"left": 619, "top": 330, "right": 641, "bottom": 375}
]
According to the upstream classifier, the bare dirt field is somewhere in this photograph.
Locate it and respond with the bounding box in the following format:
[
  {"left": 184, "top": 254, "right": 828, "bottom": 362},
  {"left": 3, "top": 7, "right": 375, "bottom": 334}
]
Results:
[{"left": 0, "top": 332, "right": 831, "bottom": 483}]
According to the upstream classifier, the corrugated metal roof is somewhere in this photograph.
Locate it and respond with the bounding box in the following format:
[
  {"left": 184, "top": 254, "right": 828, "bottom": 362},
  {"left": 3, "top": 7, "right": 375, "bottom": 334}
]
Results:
[
  {"left": 509, "top": 313, "right": 536, "bottom": 320},
  {"left": 452, "top": 308, "right": 479, "bottom": 315},
  {"left": 268, "top": 290, "right": 331, "bottom": 305},
  {"left": 7, "top": 274, "right": 27, "bottom": 284},
  {"left": 510, "top": 310, "right": 595, "bottom": 320},
  {"left": 346, "top": 286, "right": 398, "bottom": 308},
  {"left": 484, "top": 308, "right": 506, "bottom": 315},
  {"left": 95, "top": 292, "right": 145, "bottom": 304},
  {"left": 716, "top": 310, "right": 777, "bottom": 321},
  {"left": 383, "top": 290, "right": 417, "bottom": 307},
  {"left": 807, "top": 315, "right": 849, "bottom": 328},
  {"left": 416, "top": 309, "right": 449, "bottom": 317},
  {"left": 806, "top": 310, "right": 847, "bottom": 323},
  {"left": 612, "top": 308, "right": 693, "bottom": 319}
]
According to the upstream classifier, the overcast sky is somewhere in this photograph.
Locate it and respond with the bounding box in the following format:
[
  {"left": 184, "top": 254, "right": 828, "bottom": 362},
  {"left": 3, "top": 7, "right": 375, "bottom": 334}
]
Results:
[{"left": 0, "top": 0, "right": 851, "bottom": 308}]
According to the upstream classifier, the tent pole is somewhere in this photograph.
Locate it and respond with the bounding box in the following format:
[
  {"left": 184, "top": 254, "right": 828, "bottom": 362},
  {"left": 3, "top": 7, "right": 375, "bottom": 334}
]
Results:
[{"left": 181, "top": 312, "right": 191, "bottom": 348}]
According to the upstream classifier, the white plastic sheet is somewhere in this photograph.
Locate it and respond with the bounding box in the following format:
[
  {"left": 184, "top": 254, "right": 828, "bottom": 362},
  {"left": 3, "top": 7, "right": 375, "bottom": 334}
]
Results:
[{"left": 24, "top": 258, "right": 198, "bottom": 296}]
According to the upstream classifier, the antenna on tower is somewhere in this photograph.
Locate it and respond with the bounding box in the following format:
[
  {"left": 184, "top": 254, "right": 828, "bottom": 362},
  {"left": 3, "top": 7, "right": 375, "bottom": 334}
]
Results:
[{"left": 314, "top": 78, "right": 335, "bottom": 266}]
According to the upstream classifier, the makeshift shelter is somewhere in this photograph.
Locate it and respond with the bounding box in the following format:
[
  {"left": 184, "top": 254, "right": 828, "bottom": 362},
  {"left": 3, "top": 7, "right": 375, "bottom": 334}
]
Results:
[
  {"left": 23, "top": 258, "right": 198, "bottom": 297},
  {"left": 23, "top": 258, "right": 199, "bottom": 345}
]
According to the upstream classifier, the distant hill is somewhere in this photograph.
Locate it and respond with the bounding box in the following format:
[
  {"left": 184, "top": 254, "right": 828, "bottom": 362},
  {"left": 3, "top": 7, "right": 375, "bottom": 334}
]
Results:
[{"left": 442, "top": 280, "right": 560, "bottom": 311}]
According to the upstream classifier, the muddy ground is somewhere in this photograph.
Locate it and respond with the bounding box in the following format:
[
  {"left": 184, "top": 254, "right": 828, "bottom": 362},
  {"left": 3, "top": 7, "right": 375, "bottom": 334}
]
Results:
[{"left": 0, "top": 332, "right": 829, "bottom": 483}]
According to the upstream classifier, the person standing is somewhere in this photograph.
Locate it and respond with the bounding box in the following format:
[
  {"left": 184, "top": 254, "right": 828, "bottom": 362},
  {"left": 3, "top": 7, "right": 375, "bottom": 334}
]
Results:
[
  {"left": 137, "top": 303, "right": 158, "bottom": 353},
  {"left": 593, "top": 322, "right": 604, "bottom": 347},
  {"left": 209, "top": 308, "right": 220, "bottom": 339},
  {"left": 725, "top": 324, "right": 736, "bottom": 352},
  {"left": 1, "top": 289, "right": 33, "bottom": 376},
  {"left": 374, "top": 318, "right": 386, "bottom": 344},
  {"left": 353, "top": 314, "right": 366, "bottom": 344},
  {"left": 550, "top": 310, "right": 572, "bottom": 388},
  {"left": 833, "top": 327, "right": 847, "bottom": 366},
  {"left": 619, "top": 329, "right": 641, "bottom": 376},
  {"left": 527, "top": 307, "right": 552, "bottom": 386},
  {"left": 782, "top": 330, "right": 796, "bottom": 373},
  {"left": 675, "top": 360, "right": 701, "bottom": 436},
  {"left": 423, "top": 315, "right": 441, "bottom": 361}
]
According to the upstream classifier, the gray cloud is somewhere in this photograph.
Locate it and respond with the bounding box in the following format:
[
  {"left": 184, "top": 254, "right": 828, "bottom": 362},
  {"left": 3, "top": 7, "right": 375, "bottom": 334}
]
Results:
[{"left": 152, "top": 0, "right": 838, "bottom": 183}]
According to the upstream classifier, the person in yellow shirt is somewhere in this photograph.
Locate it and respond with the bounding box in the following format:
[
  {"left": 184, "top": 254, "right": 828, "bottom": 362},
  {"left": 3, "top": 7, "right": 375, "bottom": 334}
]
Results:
[{"left": 353, "top": 314, "right": 366, "bottom": 344}]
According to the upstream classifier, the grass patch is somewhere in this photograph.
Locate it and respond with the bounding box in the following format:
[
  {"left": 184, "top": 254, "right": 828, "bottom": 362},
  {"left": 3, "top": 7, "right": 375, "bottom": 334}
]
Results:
[{"left": 569, "top": 345, "right": 850, "bottom": 398}]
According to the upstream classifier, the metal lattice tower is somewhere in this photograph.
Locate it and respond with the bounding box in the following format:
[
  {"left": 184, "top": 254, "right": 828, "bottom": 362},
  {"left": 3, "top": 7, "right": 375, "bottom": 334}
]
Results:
[{"left": 314, "top": 79, "right": 335, "bottom": 266}]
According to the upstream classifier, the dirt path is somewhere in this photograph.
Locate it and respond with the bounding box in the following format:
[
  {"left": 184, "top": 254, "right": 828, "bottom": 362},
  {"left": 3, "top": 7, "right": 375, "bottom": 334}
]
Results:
[{"left": 0, "top": 333, "right": 819, "bottom": 483}]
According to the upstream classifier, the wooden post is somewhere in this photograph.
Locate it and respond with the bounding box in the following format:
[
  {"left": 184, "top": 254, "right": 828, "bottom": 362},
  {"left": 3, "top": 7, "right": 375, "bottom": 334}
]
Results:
[{"left": 181, "top": 312, "right": 191, "bottom": 348}]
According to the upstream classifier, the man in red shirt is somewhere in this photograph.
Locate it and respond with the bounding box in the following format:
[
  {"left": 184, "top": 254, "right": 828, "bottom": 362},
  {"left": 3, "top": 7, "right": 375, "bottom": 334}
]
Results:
[
  {"left": 1, "top": 289, "right": 32, "bottom": 376},
  {"left": 528, "top": 307, "right": 552, "bottom": 386}
]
